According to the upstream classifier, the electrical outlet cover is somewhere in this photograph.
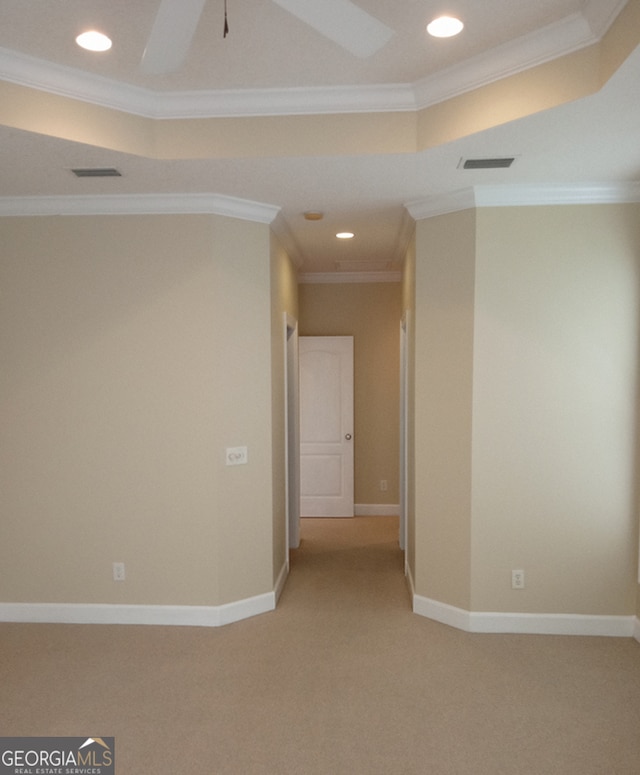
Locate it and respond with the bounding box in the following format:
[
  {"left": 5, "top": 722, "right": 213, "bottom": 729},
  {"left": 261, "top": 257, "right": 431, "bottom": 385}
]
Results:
[{"left": 226, "top": 446, "right": 248, "bottom": 466}]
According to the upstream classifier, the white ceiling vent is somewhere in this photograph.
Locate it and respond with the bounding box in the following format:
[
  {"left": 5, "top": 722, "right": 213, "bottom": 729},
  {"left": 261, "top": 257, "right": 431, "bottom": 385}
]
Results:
[
  {"left": 460, "top": 157, "right": 516, "bottom": 170},
  {"left": 71, "top": 168, "right": 122, "bottom": 177}
]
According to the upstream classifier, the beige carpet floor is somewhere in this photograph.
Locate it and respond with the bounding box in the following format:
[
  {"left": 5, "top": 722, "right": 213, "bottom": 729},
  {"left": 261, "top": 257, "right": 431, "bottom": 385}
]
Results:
[{"left": 1, "top": 515, "right": 640, "bottom": 774}]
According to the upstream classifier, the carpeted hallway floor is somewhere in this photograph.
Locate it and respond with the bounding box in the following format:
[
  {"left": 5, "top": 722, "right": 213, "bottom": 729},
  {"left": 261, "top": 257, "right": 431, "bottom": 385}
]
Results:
[{"left": 1, "top": 515, "right": 640, "bottom": 774}]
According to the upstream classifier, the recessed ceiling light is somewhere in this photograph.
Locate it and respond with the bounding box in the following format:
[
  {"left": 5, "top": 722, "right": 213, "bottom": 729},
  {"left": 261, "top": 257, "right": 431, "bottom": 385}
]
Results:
[
  {"left": 76, "top": 30, "right": 112, "bottom": 52},
  {"left": 336, "top": 232, "right": 355, "bottom": 240},
  {"left": 304, "top": 211, "right": 324, "bottom": 221},
  {"left": 427, "top": 16, "right": 464, "bottom": 38}
]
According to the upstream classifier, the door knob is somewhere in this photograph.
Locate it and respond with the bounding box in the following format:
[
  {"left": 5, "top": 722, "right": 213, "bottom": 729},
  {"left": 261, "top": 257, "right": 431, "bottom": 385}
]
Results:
[{"left": 345, "top": 433, "right": 352, "bottom": 440}]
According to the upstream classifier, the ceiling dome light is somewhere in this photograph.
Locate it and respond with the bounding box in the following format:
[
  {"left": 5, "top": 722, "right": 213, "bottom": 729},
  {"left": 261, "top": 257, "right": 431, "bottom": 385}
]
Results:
[
  {"left": 427, "top": 16, "right": 464, "bottom": 38},
  {"left": 76, "top": 30, "right": 112, "bottom": 52},
  {"left": 336, "top": 232, "right": 355, "bottom": 239}
]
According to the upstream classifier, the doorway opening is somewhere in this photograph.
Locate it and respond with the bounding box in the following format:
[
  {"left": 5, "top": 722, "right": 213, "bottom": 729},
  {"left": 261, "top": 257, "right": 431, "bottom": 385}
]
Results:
[{"left": 287, "top": 281, "right": 404, "bottom": 566}]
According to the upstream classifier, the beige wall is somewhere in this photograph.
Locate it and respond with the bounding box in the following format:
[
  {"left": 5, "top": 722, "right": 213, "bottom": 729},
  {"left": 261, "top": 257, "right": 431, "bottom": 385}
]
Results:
[
  {"left": 413, "top": 204, "right": 640, "bottom": 617},
  {"left": 414, "top": 210, "right": 476, "bottom": 611},
  {"left": 0, "top": 213, "right": 274, "bottom": 608},
  {"left": 298, "top": 281, "right": 402, "bottom": 507},
  {"left": 2, "top": 207, "right": 638, "bottom": 623},
  {"left": 270, "top": 232, "right": 299, "bottom": 583},
  {"left": 472, "top": 204, "right": 640, "bottom": 615}
]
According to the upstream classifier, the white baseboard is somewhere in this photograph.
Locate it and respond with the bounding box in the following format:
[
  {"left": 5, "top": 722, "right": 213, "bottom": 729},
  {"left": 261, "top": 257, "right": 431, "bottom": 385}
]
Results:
[
  {"left": 0, "top": 592, "right": 276, "bottom": 628},
  {"left": 354, "top": 504, "right": 399, "bottom": 516},
  {"left": 414, "top": 595, "right": 472, "bottom": 631},
  {"left": 413, "top": 594, "right": 637, "bottom": 638},
  {"left": 274, "top": 561, "right": 289, "bottom": 603},
  {"left": 405, "top": 563, "right": 416, "bottom": 602}
]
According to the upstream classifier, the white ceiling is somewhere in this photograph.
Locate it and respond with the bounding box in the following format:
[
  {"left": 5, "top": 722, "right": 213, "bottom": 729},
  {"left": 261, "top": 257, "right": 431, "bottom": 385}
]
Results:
[{"left": 0, "top": 0, "right": 639, "bottom": 277}]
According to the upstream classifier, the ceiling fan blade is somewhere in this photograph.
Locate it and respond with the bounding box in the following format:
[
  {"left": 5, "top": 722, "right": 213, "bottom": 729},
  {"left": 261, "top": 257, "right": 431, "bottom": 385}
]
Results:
[
  {"left": 271, "top": 0, "right": 393, "bottom": 58},
  {"left": 141, "top": 0, "right": 208, "bottom": 75}
]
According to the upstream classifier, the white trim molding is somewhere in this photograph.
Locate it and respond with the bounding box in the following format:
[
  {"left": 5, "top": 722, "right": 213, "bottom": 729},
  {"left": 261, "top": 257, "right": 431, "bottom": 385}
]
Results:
[
  {"left": 405, "top": 561, "right": 416, "bottom": 603},
  {"left": 405, "top": 189, "right": 476, "bottom": 221},
  {"left": 634, "top": 616, "right": 640, "bottom": 644},
  {"left": 473, "top": 182, "right": 640, "bottom": 208},
  {"left": 274, "top": 561, "right": 289, "bottom": 604},
  {"left": 354, "top": 503, "right": 399, "bottom": 517},
  {"left": 0, "top": 593, "right": 276, "bottom": 628},
  {"left": 0, "top": 1, "right": 625, "bottom": 119},
  {"left": 406, "top": 183, "right": 640, "bottom": 221},
  {"left": 0, "top": 193, "right": 281, "bottom": 223},
  {"left": 299, "top": 271, "right": 401, "bottom": 284},
  {"left": 413, "top": 594, "right": 637, "bottom": 638},
  {"left": 413, "top": 12, "right": 595, "bottom": 110}
]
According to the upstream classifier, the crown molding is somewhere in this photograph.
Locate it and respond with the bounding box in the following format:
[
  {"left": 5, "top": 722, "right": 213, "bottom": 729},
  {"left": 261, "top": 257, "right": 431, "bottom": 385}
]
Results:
[
  {"left": 298, "top": 271, "right": 401, "bottom": 284},
  {"left": 0, "top": 46, "right": 414, "bottom": 118},
  {"left": 413, "top": 12, "right": 595, "bottom": 110},
  {"left": 405, "top": 182, "right": 640, "bottom": 220},
  {"left": 583, "top": 0, "right": 629, "bottom": 37},
  {"left": 3, "top": 183, "right": 637, "bottom": 224},
  {"left": 0, "top": 1, "right": 625, "bottom": 119},
  {"left": 389, "top": 207, "right": 417, "bottom": 266},
  {"left": 474, "top": 182, "right": 640, "bottom": 207},
  {"left": 0, "top": 192, "right": 281, "bottom": 222},
  {"left": 0, "top": 47, "right": 154, "bottom": 115},
  {"left": 270, "top": 211, "right": 305, "bottom": 267},
  {"left": 153, "top": 84, "right": 416, "bottom": 119},
  {"left": 405, "top": 189, "right": 476, "bottom": 221}
]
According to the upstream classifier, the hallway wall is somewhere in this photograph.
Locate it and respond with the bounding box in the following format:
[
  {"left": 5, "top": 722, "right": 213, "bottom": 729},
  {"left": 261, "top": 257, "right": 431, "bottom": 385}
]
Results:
[{"left": 298, "top": 281, "right": 401, "bottom": 509}]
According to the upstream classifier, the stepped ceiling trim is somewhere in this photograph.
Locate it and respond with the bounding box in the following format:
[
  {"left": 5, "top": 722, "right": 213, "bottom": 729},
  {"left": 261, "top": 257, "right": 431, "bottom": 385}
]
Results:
[
  {"left": 298, "top": 271, "right": 402, "bottom": 284},
  {"left": 406, "top": 183, "right": 640, "bottom": 221},
  {"left": 4, "top": 183, "right": 638, "bottom": 224},
  {"left": 0, "top": 193, "right": 281, "bottom": 223},
  {"left": 0, "top": 1, "right": 626, "bottom": 119}
]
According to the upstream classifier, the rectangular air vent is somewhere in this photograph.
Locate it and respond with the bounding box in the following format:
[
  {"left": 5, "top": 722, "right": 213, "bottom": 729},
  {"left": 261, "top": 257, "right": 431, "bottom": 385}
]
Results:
[
  {"left": 71, "top": 168, "right": 122, "bottom": 177},
  {"left": 461, "top": 157, "right": 515, "bottom": 170}
]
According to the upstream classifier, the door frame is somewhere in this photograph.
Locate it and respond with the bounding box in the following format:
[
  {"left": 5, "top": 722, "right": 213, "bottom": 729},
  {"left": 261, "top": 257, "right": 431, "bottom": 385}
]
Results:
[
  {"left": 284, "top": 313, "right": 300, "bottom": 553},
  {"left": 399, "top": 312, "right": 410, "bottom": 568}
]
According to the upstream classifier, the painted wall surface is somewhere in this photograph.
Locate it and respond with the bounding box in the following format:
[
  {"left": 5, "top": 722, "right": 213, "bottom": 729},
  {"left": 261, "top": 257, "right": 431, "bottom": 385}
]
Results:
[
  {"left": 270, "top": 232, "right": 299, "bottom": 584},
  {"left": 471, "top": 205, "right": 640, "bottom": 615},
  {"left": 0, "top": 214, "right": 274, "bottom": 608},
  {"left": 213, "top": 217, "right": 274, "bottom": 606},
  {"left": 413, "top": 204, "right": 640, "bottom": 619},
  {"left": 414, "top": 210, "right": 476, "bottom": 611},
  {"left": 298, "top": 281, "right": 402, "bottom": 507}
]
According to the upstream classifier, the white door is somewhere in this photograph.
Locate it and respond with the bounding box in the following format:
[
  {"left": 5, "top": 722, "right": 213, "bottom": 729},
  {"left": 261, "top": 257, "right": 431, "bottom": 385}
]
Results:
[{"left": 299, "top": 336, "right": 354, "bottom": 517}]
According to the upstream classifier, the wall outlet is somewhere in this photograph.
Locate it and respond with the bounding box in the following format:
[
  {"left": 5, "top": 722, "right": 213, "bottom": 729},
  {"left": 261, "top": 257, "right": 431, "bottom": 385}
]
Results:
[
  {"left": 113, "top": 562, "right": 126, "bottom": 582},
  {"left": 380, "top": 479, "right": 388, "bottom": 491},
  {"left": 511, "top": 569, "right": 525, "bottom": 589},
  {"left": 226, "top": 446, "right": 248, "bottom": 466}
]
